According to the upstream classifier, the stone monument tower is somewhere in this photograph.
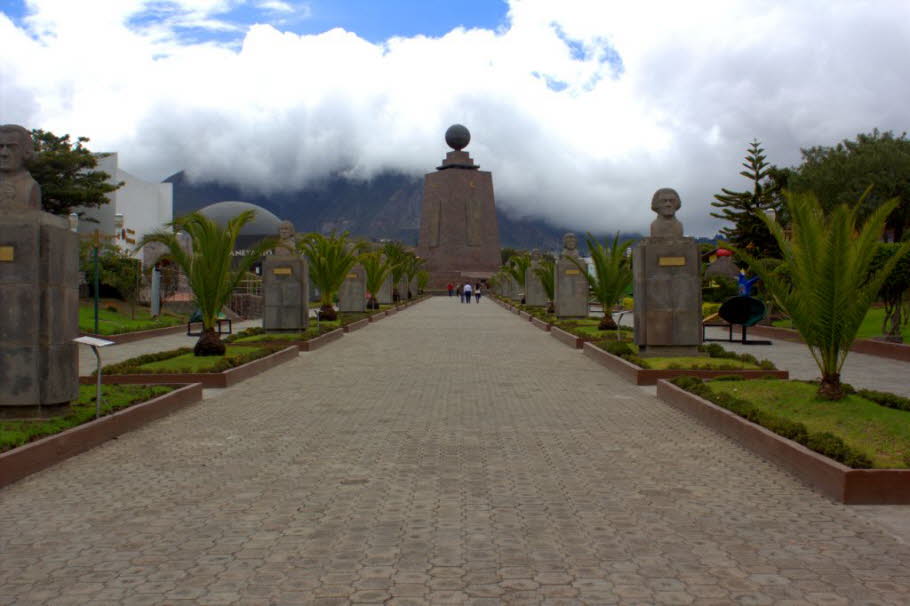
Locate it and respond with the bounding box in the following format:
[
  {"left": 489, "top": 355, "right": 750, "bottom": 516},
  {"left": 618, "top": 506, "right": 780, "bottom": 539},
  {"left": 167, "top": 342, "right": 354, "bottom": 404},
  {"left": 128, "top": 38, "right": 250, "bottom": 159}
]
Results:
[
  {"left": 416, "top": 125, "right": 501, "bottom": 289},
  {"left": 0, "top": 124, "right": 80, "bottom": 418},
  {"left": 632, "top": 188, "right": 702, "bottom": 355}
]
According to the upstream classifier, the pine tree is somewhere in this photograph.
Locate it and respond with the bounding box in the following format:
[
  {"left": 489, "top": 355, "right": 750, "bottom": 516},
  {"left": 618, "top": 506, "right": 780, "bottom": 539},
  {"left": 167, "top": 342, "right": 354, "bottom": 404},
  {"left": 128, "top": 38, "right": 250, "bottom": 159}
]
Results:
[
  {"left": 711, "top": 140, "right": 782, "bottom": 258},
  {"left": 27, "top": 129, "right": 122, "bottom": 217}
]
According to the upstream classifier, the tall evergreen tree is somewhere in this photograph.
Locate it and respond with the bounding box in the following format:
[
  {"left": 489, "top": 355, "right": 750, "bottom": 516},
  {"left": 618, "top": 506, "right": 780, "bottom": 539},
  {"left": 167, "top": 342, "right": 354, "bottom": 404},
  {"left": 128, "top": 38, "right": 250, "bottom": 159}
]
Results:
[
  {"left": 711, "top": 140, "right": 782, "bottom": 258},
  {"left": 27, "top": 129, "right": 122, "bottom": 217}
]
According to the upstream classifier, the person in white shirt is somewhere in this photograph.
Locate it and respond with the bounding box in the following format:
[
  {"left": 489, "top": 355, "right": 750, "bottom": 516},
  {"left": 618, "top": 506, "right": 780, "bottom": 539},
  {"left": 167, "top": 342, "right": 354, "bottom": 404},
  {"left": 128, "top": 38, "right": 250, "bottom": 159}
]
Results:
[{"left": 462, "top": 282, "right": 472, "bottom": 303}]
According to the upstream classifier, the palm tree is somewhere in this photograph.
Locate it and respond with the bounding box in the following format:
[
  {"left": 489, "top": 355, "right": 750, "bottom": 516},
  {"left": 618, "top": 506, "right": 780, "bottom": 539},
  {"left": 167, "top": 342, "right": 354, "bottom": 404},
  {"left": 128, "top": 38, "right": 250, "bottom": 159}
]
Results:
[
  {"left": 737, "top": 190, "right": 910, "bottom": 400},
  {"left": 504, "top": 253, "right": 531, "bottom": 302},
  {"left": 567, "top": 233, "right": 633, "bottom": 330},
  {"left": 382, "top": 241, "right": 409, "bottom": 302},
  {"left": 298, "top": 232, "right": 361, "bottom": 321},
  {"left": 416, "top": 269, "right": 430, "bottom": 294},
  {"left": 138, "top": 210, "right": 276, "bottom": 356},
  {"left": 532, "top": 257, "right": 556, "bottom": 314},
  {"left": 401, "top": 253, "right": 425, "bottom": 299},
  {"left": 361, "top": 250, "right": 393, "bottom": 310}
]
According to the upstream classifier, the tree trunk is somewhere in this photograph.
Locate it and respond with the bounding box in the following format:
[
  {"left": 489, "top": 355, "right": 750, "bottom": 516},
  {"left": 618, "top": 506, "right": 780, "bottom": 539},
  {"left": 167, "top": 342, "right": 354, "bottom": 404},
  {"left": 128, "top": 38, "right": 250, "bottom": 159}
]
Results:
[
  {"left": 598, "top": 315, "right": 617, "bottom": 330},
  {"left": 817, "top": 373, "right": 845, "bottom": 400},
  {"left": 194, "top": 328, "right": 226, "bottom": 356},
  {"left": 887, "top": 305, "right": 903, "bottom": 342},
  {"left": 367, "top": 296, "right": 379, "bottom": 310},
  {"left": 320, "top": 303, "right": 337, "bottom": 321}
]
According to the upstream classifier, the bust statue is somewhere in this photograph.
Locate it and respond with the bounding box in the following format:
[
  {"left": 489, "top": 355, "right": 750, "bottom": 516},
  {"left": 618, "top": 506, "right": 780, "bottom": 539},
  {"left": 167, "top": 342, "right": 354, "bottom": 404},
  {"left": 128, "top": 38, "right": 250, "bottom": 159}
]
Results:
[
  {"left": 562, "top": 233, "right": 580, "bottom": 257},
  {"left": 649, "top": 187, "right": 684, "bottom": 238},
  {"left": 0, "top": 124, "right": 41, "bottom": 212},
  {"left": 274, "top": 220, "right": 296, "bottom": 256}
]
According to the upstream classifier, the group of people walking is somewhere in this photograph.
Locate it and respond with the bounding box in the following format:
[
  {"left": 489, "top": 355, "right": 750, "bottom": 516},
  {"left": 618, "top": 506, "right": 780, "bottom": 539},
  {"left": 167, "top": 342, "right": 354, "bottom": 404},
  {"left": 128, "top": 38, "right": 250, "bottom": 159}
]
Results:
[{"left": 447, "top": 282, "right": 482, "bottom": 303}]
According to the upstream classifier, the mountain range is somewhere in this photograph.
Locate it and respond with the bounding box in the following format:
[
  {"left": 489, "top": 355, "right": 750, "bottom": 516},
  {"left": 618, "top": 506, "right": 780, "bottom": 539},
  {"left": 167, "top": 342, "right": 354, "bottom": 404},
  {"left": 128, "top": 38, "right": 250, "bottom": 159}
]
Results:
[{"left": 164, "top": 170, "right": 626, "bottom": 250}]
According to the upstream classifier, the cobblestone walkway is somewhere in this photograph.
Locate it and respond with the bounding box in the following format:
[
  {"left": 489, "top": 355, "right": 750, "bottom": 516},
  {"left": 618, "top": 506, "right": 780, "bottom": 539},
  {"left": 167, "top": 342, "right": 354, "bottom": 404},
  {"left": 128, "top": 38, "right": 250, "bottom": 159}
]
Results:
[{"left": 4, "top": 297, "right": 910, "bottom": 605}]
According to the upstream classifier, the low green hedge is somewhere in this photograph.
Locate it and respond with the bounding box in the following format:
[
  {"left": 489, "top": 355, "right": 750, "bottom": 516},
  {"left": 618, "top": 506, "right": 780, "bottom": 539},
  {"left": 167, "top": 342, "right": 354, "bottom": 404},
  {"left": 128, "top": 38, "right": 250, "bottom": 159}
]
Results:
[
  {"left": 671, "top": 376, "right": 873, "bottom": 469},
  {"left": 101, "top": 345, "right": 278, "bottom": 375},
  {"left": 601, "top": 341, "right": 776, "bottom": 371},
  {"left": 1, "top": 385, "right": 174, "bottom": 453}
]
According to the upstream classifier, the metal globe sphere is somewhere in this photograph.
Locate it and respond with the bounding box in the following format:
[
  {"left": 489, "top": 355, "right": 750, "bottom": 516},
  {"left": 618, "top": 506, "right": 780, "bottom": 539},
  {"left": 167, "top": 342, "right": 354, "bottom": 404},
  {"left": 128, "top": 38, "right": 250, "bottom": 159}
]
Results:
[{"left": 445, "top": 124, "right": 471, "bottom": 151}]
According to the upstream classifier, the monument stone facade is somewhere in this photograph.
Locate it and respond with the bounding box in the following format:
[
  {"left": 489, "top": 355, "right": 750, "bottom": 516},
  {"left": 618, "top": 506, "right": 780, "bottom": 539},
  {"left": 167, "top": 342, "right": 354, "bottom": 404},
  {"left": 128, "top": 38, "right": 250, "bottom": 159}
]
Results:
[
  {"left": 262, "top": 221, "right": 309, "bottom": 331},
  {"left": 524, "top": 249, "right": 547, "bottom": 307},
  {"left": 377, "top": 273, "right": 393, "bottom": 305},
  {"left": 339, "top": 264, "right": 366, "bottom": 313},
  {"left": 554, "top": 233, "right": 588, "bottom": 317},
  {"left": 416, "top": 125, "right": 501, "bottom": 290},
  {"left": 633, "top": 188, "right": 702, "bottom": 355},
  {"left": 0, "top": 124, "right": 79, "bottom": 418}
]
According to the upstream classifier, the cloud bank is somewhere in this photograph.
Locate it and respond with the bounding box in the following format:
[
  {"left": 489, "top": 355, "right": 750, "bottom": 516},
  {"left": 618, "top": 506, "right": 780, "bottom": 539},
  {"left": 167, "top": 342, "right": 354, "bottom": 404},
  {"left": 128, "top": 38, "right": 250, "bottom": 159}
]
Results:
[{"left": 2, "top": 0, "right": 909, "bottom": 236}]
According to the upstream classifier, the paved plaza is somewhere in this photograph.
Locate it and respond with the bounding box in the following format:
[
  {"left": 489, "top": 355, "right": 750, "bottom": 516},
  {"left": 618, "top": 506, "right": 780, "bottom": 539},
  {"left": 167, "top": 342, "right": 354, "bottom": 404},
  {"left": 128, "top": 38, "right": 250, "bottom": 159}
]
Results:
[{"left": 3, "top": 297, "right": 910, "bottom": 605}]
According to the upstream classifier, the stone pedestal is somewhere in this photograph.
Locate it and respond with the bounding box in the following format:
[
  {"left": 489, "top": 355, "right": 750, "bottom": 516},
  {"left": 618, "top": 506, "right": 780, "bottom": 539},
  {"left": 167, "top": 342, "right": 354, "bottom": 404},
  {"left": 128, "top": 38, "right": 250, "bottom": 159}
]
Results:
[
  {"left": 0, "top": 210, "right": 79, "bottom": 418},
  {"left": 377, "top": 275, "right": 393, "bottom": 305},
  {"left": 339, "top": 265, "right": 366, "bottom": 313},
  {"left": 554, "top": 258, "right": 588, "bottom": 317},
  {"left": 525, "top": 265, "right": 547, "bottom": 307},
  {"left": 633, "top": 237, "right": 702, "bottom": 355},
  {"left": 262, "top": 256, "right": 308, "bottom": 331}
]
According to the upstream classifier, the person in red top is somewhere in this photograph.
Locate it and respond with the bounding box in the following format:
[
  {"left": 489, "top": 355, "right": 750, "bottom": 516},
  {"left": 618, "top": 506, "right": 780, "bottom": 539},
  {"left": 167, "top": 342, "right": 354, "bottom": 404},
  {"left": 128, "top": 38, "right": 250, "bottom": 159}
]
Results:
[{"left": 447, "top": 282, "right": 454, "bottom": 297}]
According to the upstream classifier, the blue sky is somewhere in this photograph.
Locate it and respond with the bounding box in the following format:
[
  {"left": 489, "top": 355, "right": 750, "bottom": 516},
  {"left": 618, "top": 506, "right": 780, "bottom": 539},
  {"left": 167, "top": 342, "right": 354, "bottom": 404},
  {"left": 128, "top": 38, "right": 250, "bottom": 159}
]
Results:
[{"left": 1, "top": 0, "right": 509, "bottom": 44}]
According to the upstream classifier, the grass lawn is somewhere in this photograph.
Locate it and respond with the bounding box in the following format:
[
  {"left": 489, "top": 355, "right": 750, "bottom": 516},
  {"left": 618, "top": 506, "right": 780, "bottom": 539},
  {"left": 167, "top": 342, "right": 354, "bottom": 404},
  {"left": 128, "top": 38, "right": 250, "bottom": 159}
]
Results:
[
  {"left": 773, "top": 307, "right": 910, "bottom": 341},
  {"left": 0, "top": 384, "right": 173, "bottom": 453},
  {"left": 707, "top": 379, "right": 910, "bottom": 469},
  {"left": 79, "top": 301, "right": 185, "bottom": 335},
  {"left": 137, "top": 346, "right": 268, "bottom": 373},
  {"left": 645, "top": 356, "right": 760, "bottom": 370},
  {"left": 563, "top": 323, "right": 633, "bottom": 339}
]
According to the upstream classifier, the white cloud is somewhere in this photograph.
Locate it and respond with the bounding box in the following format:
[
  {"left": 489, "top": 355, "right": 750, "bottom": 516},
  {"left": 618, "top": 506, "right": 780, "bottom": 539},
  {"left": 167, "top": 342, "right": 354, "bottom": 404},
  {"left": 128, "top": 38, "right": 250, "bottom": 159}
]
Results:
[
  {"left": 256, "top": 0, "right": 296, "bottom": 13},
  {"left": 3, "top": 0, "right": 910, "bottom": 236}
]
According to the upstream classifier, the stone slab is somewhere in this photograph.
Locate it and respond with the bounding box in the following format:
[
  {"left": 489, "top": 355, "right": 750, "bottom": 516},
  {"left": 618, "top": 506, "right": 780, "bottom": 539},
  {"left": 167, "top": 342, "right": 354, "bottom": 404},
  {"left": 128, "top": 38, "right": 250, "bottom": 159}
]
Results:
[
  {"left": 633, "top": 236, "right": 702, "bottom": 351},
  {"left": 262, "top": 256, "right": 309, "bottom": 331},
  {"left": 554, "top": 258, "right": 587, "bottom": 317}
]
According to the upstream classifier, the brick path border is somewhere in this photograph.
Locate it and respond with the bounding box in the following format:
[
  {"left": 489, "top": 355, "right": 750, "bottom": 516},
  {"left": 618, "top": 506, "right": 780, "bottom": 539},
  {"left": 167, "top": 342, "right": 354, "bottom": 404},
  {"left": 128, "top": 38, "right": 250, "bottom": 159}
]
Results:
[
  {"left": 657, "top": 379, "right": 910, "bottom": 504},
  {"left": 0, "top": 383, "right": 203, "bottom": 490}
]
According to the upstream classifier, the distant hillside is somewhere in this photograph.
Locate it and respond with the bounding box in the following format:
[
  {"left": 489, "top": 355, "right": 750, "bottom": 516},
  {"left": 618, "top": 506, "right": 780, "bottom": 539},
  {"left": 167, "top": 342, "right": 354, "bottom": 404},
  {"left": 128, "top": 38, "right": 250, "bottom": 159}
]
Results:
[{"left": 165, "top": 170, "right": 638, "bottom": 250}]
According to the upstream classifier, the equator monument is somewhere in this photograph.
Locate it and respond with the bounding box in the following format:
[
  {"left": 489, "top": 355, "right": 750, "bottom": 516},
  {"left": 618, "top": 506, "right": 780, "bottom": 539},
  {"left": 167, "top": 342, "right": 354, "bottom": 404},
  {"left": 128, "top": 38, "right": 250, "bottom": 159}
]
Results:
[{"left": 416, "top": 124, "right": 501, "bottom": 289}]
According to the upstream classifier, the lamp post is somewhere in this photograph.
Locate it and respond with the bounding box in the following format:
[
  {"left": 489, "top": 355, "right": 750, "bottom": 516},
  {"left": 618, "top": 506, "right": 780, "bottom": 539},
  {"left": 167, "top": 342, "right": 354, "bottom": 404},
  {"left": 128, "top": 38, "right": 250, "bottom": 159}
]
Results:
[{"left": 74, "top": 336, "right": 114, "bottom": 419}]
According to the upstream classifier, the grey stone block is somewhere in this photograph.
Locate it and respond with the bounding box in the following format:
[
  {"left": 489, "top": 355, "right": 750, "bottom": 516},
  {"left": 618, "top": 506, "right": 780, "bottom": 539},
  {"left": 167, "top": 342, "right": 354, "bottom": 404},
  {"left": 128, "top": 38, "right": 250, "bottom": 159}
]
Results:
[
  {"left": 0, "top": 211, "right": 78, "bottom": 415},
  {"left": 262, "top": 256, "right": 309, "bottom": 331},
  {"left": 339, "top": 265, "right": 366, "bottom": 312},
  {"left": 632, "top": 236, "right": 702, "bottom": 353},
  {"left": 554, "top": 259, "right": 587, "bottom": 317},
  {"left": 524, "top": 266, "right": 547, "bottom": 307},
  {"left": 378, "top": 275, "right": 393, "bottom": 305}
]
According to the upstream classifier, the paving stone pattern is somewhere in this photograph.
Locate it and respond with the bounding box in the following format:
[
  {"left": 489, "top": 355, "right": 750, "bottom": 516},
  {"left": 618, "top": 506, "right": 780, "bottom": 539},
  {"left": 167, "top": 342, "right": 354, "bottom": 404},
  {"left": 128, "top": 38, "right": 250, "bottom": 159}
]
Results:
[{"left": 4, "top": 298, "right": 910, "bottom": 605}]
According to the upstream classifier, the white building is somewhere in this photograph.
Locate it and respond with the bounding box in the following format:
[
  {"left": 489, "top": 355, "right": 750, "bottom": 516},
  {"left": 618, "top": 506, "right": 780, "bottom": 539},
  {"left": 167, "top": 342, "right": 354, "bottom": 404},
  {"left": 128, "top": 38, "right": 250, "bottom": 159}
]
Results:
[{"left": 76, "top": 153, "right": 172, "bottom": 264}]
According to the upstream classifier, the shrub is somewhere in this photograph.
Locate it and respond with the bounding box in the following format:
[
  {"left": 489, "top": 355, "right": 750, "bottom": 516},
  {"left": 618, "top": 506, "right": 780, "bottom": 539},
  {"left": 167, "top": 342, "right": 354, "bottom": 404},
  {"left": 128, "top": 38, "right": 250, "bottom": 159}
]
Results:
[
  {"left": 697, "top": 343, "right": 777, "bottom": 369},
  {"left": 671, "top": 376, "right": 872, "bottom": 468},
  {"left": 606, "top": 341, "right": 634, "bottom": 357},
  {"left": 857, "top": 389, "right": 910, "bottom": 412}
]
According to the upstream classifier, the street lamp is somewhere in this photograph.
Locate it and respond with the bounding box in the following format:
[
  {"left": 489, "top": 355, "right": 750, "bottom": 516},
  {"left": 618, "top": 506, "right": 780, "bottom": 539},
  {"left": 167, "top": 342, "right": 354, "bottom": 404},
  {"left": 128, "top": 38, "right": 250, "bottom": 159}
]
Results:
[{"left": 73, "top": 336, "right": 114, "bottom": 419}]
